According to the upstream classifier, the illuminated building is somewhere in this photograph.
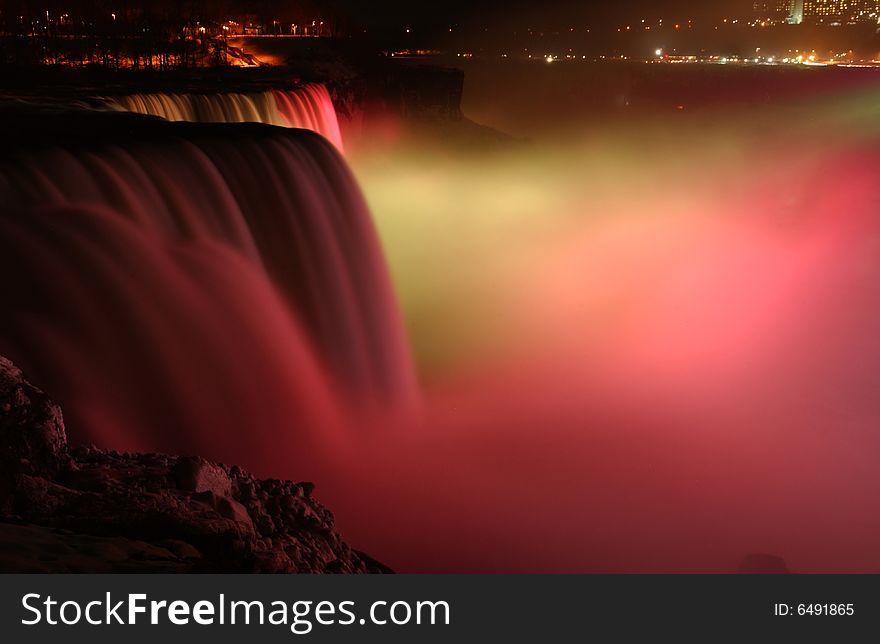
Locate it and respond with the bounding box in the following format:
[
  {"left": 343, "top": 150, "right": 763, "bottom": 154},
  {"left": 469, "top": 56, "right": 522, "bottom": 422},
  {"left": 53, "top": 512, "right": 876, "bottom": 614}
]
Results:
[
  {"left": 753, "top": 1, "right": 797, "bottom": 20},
  {"left": 752, "top": 1, "right": 806, "bottom": 24},
  {"left": 802, "top": 0, "right": 880, "bottom": 23}
]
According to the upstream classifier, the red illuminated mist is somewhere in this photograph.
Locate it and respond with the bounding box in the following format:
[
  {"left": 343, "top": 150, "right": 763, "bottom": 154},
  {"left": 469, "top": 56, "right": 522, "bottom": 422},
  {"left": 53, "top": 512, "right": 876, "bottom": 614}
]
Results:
[
  {"left": 307, "top": 135, "right": 880, "bottom": 572},
  {"left": 2, "top": 80, "right": 880, "bottom": 572}
]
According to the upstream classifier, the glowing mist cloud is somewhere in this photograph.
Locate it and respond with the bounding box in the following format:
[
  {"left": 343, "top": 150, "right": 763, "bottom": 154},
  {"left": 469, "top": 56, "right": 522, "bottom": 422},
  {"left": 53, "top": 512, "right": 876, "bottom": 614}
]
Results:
[{"left": 334, "top": 78, "right": 880, "bottom": 573}]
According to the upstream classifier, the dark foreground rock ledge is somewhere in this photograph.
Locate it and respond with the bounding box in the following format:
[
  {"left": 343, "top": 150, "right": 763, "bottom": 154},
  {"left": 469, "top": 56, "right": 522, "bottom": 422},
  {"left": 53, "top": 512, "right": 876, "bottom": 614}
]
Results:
[{"left": 0, "top": 356, "right": 390, "bottom": 573}]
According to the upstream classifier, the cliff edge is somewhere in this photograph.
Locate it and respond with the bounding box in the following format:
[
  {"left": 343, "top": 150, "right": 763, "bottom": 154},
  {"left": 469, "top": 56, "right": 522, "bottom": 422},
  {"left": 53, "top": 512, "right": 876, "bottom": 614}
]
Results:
[{"left": 0, "top": 356, "right": 389, "bottom": 573}]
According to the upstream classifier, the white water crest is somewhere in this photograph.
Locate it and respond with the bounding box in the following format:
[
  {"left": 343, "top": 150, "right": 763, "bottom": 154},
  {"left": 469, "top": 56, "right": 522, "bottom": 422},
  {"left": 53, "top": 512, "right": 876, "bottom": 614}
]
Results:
[{"left": 105, "top": 84, "right": 344, "bottom": 150}]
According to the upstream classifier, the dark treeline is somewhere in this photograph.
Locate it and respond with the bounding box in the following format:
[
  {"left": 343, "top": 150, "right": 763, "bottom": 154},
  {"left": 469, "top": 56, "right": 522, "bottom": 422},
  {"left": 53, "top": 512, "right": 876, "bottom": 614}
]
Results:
[{"left": 0, "top": 1, "right": 340, "bottom": 68}]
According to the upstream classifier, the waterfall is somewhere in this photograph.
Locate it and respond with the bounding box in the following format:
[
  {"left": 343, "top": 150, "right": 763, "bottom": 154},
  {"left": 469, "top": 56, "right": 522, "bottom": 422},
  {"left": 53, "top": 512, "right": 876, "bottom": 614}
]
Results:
[
  {"left": 0, "top": 110, "right": 414, "bottom": 469},
  {"left": 105, "top": 84, "right": 344, "bottom": 151}
]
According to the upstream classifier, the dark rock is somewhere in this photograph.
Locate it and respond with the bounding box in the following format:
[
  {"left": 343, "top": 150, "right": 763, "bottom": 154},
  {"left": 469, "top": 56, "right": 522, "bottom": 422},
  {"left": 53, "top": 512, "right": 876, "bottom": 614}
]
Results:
[
  {"left": 173, "top": 456, "right": 232, "bottom": 497},
  {"left": 215, "top": 496, "right": 255, "bottom": 533},
  {"left": 0, "top": 357, "right": 390, "bottom": 573},
  {"left": 0, "top": 356, "right": 68, "bottom": 479}
]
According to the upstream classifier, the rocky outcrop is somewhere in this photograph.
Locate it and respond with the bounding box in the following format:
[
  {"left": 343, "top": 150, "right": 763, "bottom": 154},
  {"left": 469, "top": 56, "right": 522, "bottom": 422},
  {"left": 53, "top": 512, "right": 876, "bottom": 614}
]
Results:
[
  {"left": 0, "top": 357, "right": 389, "bottom": 573},
  {"left": 0, "top": 356, "right": 69, "bottom": 481}
]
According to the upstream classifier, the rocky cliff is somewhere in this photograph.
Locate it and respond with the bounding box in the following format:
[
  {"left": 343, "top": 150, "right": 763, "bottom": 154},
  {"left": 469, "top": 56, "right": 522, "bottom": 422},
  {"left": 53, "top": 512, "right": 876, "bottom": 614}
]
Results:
[{"left": 0, "top": 356, "right": 389, "bottom": 573}]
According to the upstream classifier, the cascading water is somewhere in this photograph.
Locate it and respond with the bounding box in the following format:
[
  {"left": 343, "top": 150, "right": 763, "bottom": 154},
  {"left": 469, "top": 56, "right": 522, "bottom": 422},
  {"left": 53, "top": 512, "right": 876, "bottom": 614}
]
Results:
[
  {"left": 104, "top": 84, "right": 344, "bottom": 151},
  {"left": 0, "top": 109, "right": 414, "bottom": 474}
]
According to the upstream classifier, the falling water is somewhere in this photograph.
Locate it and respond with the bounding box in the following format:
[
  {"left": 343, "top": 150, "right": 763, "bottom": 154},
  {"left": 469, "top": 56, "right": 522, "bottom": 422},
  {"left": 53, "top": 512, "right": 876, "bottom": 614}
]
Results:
[
  {"left": 104, "top": 84, "right": 344, "bottom": 151},
  {"left": 0, "top": 110, "right": 414, "bottom": 472}
]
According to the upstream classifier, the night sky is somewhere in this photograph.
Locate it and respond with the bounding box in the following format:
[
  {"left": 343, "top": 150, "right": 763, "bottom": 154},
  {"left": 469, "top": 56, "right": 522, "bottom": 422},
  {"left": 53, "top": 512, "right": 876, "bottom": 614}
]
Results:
[{"left": 330, "top": 0, "right": 747, "bottom": 29}]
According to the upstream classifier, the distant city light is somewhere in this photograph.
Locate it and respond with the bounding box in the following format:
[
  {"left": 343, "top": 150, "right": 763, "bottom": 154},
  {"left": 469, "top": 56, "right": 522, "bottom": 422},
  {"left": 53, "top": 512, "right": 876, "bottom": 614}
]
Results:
[{"left": 12, "top": 3, "right": 880, "bottom": 70}]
